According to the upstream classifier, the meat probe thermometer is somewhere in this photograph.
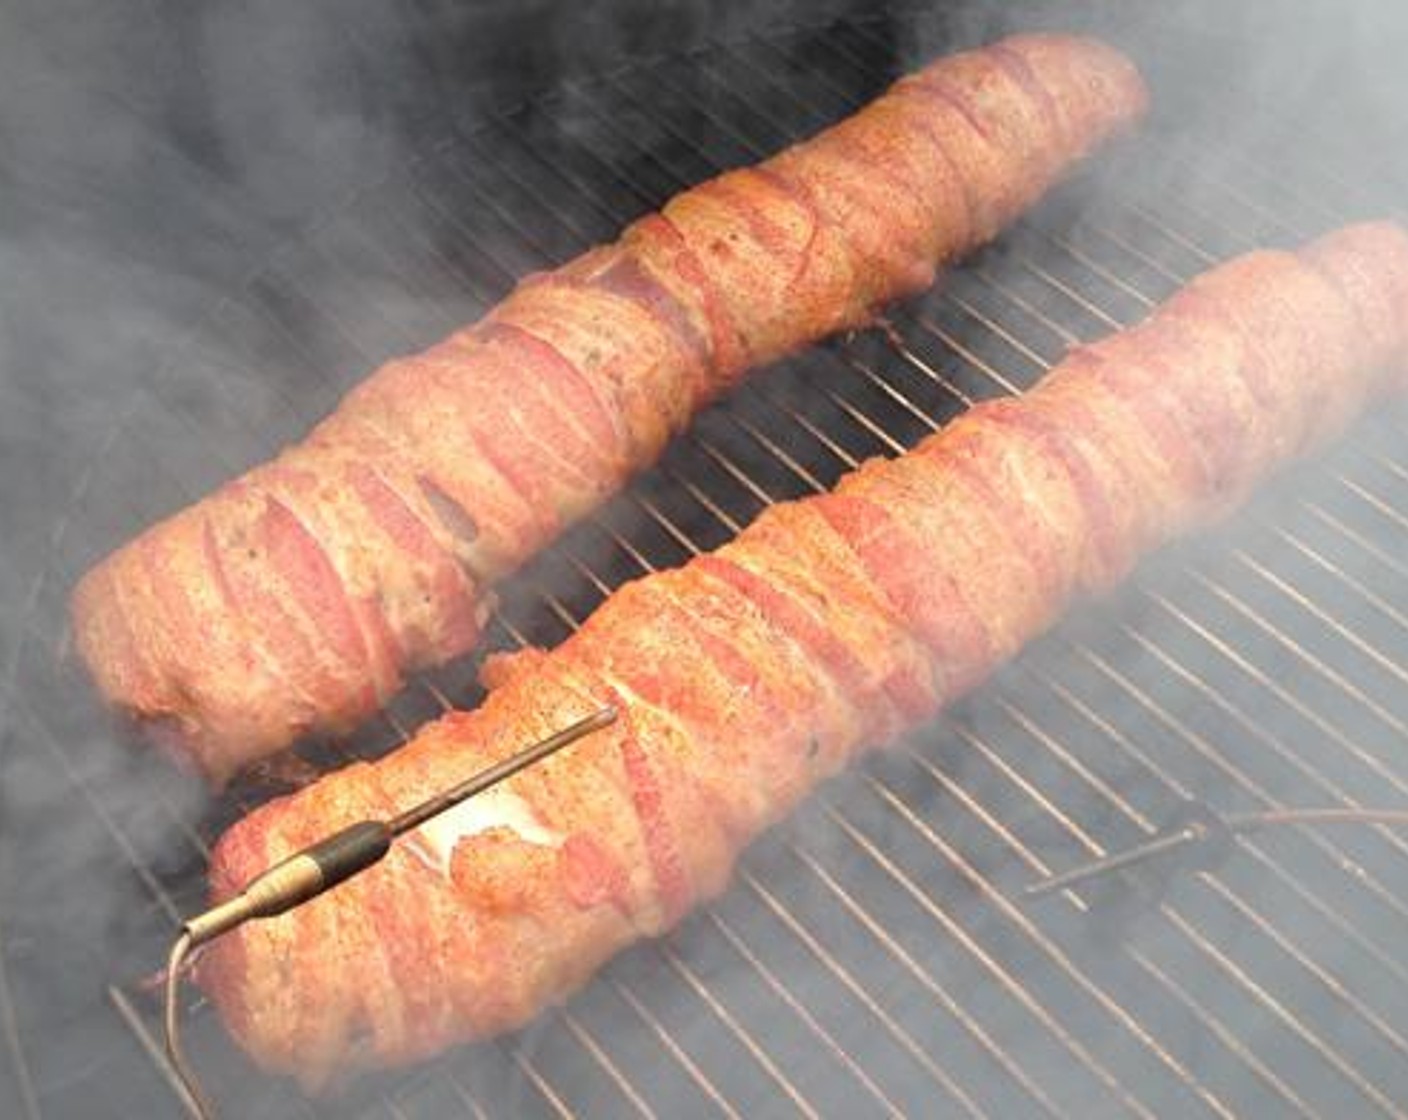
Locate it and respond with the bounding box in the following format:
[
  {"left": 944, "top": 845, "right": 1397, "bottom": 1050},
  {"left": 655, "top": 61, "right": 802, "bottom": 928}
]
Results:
[{"left": 162, "top": 705, "right": 618, "bottom": 1119}]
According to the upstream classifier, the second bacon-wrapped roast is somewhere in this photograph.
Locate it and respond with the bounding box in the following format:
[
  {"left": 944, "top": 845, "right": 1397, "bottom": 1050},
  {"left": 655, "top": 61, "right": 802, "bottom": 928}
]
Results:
[
  {"left": 199, "top": 222, "right": 1408, "bottom": 1087},
  {"left": 69, "top": 34, "right": 1146, "bottom": 783}
]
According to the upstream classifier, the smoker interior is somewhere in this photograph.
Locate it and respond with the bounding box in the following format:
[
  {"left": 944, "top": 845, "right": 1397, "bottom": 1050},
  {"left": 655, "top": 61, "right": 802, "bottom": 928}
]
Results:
[{"left": 6, "top": 5, "right": 1408, "bottom": 1118}]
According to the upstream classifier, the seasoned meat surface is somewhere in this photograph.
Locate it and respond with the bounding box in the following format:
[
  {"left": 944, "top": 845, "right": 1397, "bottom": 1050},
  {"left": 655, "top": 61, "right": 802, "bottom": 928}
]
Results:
[{"left": 201, "top": 222, "right": 1408, "bottom": 1087}]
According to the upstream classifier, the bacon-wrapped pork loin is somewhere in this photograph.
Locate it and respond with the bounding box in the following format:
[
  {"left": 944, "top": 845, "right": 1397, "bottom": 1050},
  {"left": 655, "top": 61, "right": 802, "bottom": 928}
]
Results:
[
  {"left": 200, "top": 222, "right": 1408, "bottom": 1087},
  {"left": 70, "top": 34, "right": 1146, "bottom": 783}
]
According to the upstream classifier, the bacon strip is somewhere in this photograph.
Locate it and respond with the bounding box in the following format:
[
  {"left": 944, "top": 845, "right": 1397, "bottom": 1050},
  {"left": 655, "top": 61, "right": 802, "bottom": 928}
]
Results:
[
  {"left": 70, "top": 34, "right": 1146, "bottom": 783},
  {"left": 200, "top": 222, "right": 1408, "bottom": 1087}
]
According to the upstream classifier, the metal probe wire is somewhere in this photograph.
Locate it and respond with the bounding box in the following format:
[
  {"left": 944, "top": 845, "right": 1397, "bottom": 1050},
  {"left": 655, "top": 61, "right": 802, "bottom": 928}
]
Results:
[
  {"left": 162, "top": 705, "right": 618, "bottom": 1119},
  {"left": 164, "top": 932, "right": 210, "bottom": 1120},
  {"left": 1024, "top": 806, "right": 1408, "bottom": 899}
]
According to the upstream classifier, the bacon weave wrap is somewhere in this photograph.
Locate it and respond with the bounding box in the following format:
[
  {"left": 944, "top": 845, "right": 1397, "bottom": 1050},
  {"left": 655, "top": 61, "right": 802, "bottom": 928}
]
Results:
[
  {"left": 200, "top": 223, "right": 1408, "bottom": 1087},
  {"left": 69, "top": 35, "right": 1146, "bottom": 783}
]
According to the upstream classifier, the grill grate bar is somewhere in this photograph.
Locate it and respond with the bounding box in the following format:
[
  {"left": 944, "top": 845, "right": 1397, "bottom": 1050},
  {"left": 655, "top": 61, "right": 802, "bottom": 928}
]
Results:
[
  {"left": 1203, "top": 883, "right": 1408, "bottom": 1057},
  {"left": 750, "top": 384, "right": 864, "bottom": 472},
  {"left": 684, "top": 433, "right": 780, "bottom": 508},
  {"left": 602, "top": 980, "right": 740, "bottom": 1120},
  {"left": 540, "top": 1009, "right": 656, "bottom": 1119},
  {"left": 1108, "top": 196, "right": 1226, "bottom": 269},
  {"left": 1140, "top": 170, "right": 1298, "bottom": 257},
  {"left": 1025, "top": 638, "right": 1408, "bottom": 937},
  {"left": 108, "top": 985, "right": 203, "bottom": 1120},
  {"left": 1143, "top": 140, "right": 1362, "bottom": 257},
  {"left": 1254, "top": 515, "right": 1408, "bottom": 646},
  {"left": 989, "top": 254, "right": 1124, "bottom": 336},
  {"left": 734, "top": 26, "right": 878, "bottom": 134},
  {"left": 640, "top": 471, "right": 745, "bottom": 539},
  {"left": 652, "top": 947, "right": 822, "bottom": 1120},
  {"left": 1299, "top": 494, "right": 1408, "bottom": 582},
  {"left": 1040, "top": 677, "right": 1406, "bottom": 1109},
  {"left": 962, "top": 265, "right": 1086, "bottom": 348},
  {"left": 699, "top": 911, "right": 907, "bottom": 1120},
  {"left": 715, "top": 410, "right": 833, "bottom": 495},
  {"left": 1065, "top": 213, "right": 1192, "bottom": 295},
  {"left": 1212, "top": 129, "right": 1406, "bottom": 240},
  {"left": 1367, "top": 434, "right": 1408, "bottom": 482},
  {"left": 1031, "top": 228, "right": 1167, "bottom": 311},
  {"left": 734, "top": 863, "right": 1005, "bottom": 1119},
  {"left": 1219, "top": 147, "right": 1357, "bottom": 232},
  {"left": 1154, "top": 901, "right": 1402, "bottom": 1117},
  {"left": 810, "top": 378, "right": 915, "bottom": 455},
  {"left": 896, "top": 308, "right": 1020, "bottom": 399},
  {"left": 834, "top": 351, "right": 944, "bottom": 433},
  {"left": 410, "top": 1070, "right": 490, "bottom": 1120},
  {"left": 1218, "top": 552, "right": 1408, "bottom": 732},
  {"left": 503, "top": 1045, "right": 574, "bottom": 1120},
  {"left": 1126, "top": 952, "right": 1313, "bottom": 1115},
  {"left": 1334, "top": 466, "right": 1408, "bottom": 536},
  {"left": 451, "top": 1082, "right": 491, "bottom": 1120}
]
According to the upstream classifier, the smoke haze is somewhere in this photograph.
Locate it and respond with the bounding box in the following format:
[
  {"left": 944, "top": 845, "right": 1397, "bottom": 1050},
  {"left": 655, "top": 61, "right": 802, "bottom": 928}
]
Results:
[{"left": 2, "top": 0, "right": 1408, "bottom": 1116}]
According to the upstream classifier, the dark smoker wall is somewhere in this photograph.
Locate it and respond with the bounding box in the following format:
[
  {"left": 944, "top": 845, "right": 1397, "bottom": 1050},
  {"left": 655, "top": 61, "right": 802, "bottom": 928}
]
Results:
[{"left": 1, "top": 1, "right": 1407, "bottom": 1117}]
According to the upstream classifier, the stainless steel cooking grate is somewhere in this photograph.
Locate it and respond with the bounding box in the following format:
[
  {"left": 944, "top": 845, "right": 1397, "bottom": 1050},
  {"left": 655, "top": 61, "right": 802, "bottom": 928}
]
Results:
[{"left": 12, "top": 12, "right": 1408, "bottom": 1118}]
